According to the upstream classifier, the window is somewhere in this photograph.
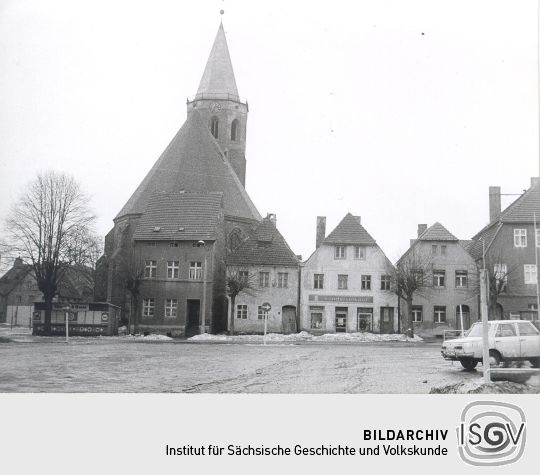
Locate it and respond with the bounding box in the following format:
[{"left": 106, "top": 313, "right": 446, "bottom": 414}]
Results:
[
  {"left": 412, "top": 306, "right": 423, "bottom": 322},
  {"left": 26, "top": 281, "right": 35, "bottom": 290},
  {"left": 210, "top": 116, "right": 219, "bottom": 138},
  {"left": 431, "top": 244, "right": 438, "bottom": 255},
  {"left": 524, "top": 264, "right": 537, "bottom": 284},
  {"left": 441, "top": 245, "right": 447, "bottom": 256},
  {"left": 277, "top": 272, "right": 288, "bottom": 288},
  {"left": 380, "top": 275, "right": 391, "bottom": 291},
  {"left": 434, "top": 306, "right": 446, "bottom": 323},
  {"left": 433, "top": 270, "right": 445, "bottom": 287},
  {"left": 496, "top": 323, "right": 516, "bottom": 337},
  {"left": 142, "top": 298, "right": 155, "bottom": 318},
  {"left": 231, "top": 119, "right": 239, "bottom": 141},
  {"left": 514, "top": 228, "right": 527, "bottom": 247},
  {"left": 310, "top": 307, "right": 324, "bottom": 329},
  {"left": 455, "top": 270, "right": 468, "bottom": 288},
  {"left": 236, "top": 304, "right": 248, "bottom": 319},
  {"left": 146, "top": 241, "right": 157, "bottom": 247},
  {"left": 357, "top": 308, "right": 373, "bottom": 331},
  {"left": 537, "top": 229, "right": 540, "bottom": 247},
  {"left": 165, "top": 299, "right": 178, "bottom": 318},
  {"left": 257, "top": 306, "right": 267, "bottom": 320},
  {"left": 169, "top": 242, "right": 179, "bottom": 247},
  {"left": 493, "top": 264, "right": 508, "bottom": 290},
  {"left": 189, "top": 262, "right": 202, "bottom": 280},
  {"left": 238, "top": 270, "right": 249, "bottom": 282},
  {"left": 144, "top": 260, "right": 157, "bottom": 278},
  {"left": 167, "top": 261, "right": 179, "bottom": 279},
  {"left": 337, "top": 274, "right": 348, "bottom": 290},
  {"left": 16, "top": 295, "right": 22, "bottom": 304},
  {"left": 517, "top": 322, "right": 539, "bottom": 336},
  {"left": 259, "top": 271, "right": 270, "bottom": 287},
  {"left": 334, "top": 245, "right": 346, "bottom": 259},
  {"left": 354, "top": 246, "right": 365, "bottom": 260},
  {"left": 361, "top": 275, "right": 371, "bottom": 290},
  {"left": 412, "top": 269, "right": 424, "bottom": 286}
]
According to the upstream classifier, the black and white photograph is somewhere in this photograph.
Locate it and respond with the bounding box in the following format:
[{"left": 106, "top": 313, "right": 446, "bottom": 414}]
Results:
[{"left": 0, "top": 1, "right": 540, "bottom": 472}]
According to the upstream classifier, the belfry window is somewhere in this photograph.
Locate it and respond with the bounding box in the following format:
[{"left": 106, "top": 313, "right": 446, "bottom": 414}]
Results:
[
  {"left": 210, "top": 116, "right": 219, "bottom": 138},
  {"left": 231, "top": 119, "right": 239, "bottom": 141}
]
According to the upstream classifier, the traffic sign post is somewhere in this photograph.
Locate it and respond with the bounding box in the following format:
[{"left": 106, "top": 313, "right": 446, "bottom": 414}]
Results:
[{"left": 261, "top": 302, "right": 271, "bottom": 345}]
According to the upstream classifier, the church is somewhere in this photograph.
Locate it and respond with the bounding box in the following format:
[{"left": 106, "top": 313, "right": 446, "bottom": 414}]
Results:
[{"left": 95, "top": 19, "right": 299, "bottom": 336}]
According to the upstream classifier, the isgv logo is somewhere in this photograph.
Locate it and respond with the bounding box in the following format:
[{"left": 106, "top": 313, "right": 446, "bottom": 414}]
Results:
[{"left": 457, "top": 401, "right": 526, "bottom": 466}]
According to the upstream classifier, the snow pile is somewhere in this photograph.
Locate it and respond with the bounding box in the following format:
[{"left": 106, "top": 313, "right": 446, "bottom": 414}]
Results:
[
  {"left": 125, "top": 334, "right": 174, "bottom": 341},
  {"left": 189, "top": 331, "right": 423, "bottom": 343}
]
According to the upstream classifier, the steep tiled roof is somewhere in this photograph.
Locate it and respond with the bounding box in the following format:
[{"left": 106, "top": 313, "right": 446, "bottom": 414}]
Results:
[
  {"left": 323, "top": 213, "right": 376, "bottom": 245},
  {"left": 133, "top": 192, "right": 223, "bottom": 241},
  {"left": 498, "top": 180, "right": 540, "bottom": 223},
  {"left": 418, "top": 222, "right": 458, "bottom": 241},
  {"left": 0, "top": 264, "right": 31, "bottom": 296},
  {"left": 226, "top": 218, "right": 299, "bottom": 267},
  {"left": 197, "top": 23, "right": 239, "bottom": 97},
  {"left": 116, "top": 110, "right": 260, "bottom": 222}
]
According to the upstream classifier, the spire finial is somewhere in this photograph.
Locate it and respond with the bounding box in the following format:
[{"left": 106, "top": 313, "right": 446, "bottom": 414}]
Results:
[{"left": 220, "top": 9, "right": 224, "bottom": 23}]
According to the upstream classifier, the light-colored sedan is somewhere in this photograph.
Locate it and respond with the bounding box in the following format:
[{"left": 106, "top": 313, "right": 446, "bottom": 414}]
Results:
[{"left": 441, "top": 320, "right": 540, "bottom": 370}]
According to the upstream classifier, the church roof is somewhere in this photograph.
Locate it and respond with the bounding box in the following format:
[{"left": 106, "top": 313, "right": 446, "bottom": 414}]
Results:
[
  {"left": 116, "top": 110, "right": 260, "bottom": 222},
  {"left": 417, "top": 222, "right": 458, "bottom": 241},
  {"left": 226, "top": 218, "right": 299, "bottom": 267},
  {"left": 323, "top": 213, "right": 376, "bottom": 245},
  {"left": 196, "top": 23, "right": 239, "bottom": 98},
  {"left": 133, "top": 192, "right": 223, "bottom": 241}
]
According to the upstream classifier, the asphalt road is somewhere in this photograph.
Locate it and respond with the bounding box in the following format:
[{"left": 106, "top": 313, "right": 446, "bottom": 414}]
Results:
[{"left": 0, "top": 339, "right": 482, "bottom": 393}]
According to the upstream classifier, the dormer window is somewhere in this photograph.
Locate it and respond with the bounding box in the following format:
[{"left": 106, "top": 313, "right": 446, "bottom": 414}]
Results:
[
  {"left": 210, "top": 116, "right": 219, "bottom": 139},
  {"left": 231, "top": 119, "right": 239, "bottom": 141}
]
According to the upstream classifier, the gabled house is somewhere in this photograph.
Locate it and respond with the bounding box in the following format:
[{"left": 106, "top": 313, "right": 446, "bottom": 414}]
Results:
[
  {"left": 300, "top": 213, "right": 397, "bottom": 334},
  {"left": 0, "top": 258, "right": 94, "bottom": 327},
  {"left": 226, "top": 215, "right": 300, "bottom": 334},
  {"left": 468, "top": 177, "right": 540, "bottom": 320},
  {"left": 398, "top": 223, "right": 479, "bottom": 337}
]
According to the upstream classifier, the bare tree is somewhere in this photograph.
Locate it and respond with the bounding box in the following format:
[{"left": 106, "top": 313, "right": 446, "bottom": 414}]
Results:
[
  {"left": 115, "top": 249, "right": 145, "bottom": 334},
  {"left": 392, "top": 250, "right": 432, "bottom": 338},
  {"left": 4, "top": 171, "right": 96, "bottom": 335},
  {"left": 226, "top": 267, "right": 258, "bottom": 335}
]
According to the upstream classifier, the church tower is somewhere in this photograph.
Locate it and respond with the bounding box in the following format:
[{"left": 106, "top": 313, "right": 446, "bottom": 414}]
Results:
[{"left": 187, "top": 22, "right": 248, "bottom": 186}]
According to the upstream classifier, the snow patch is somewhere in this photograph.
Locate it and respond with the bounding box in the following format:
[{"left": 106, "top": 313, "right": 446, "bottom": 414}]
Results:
[{"left": 189, "top": 331, "right": 423, "bottom": 343}]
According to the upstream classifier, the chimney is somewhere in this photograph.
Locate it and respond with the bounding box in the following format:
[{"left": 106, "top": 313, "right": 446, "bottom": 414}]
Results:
[
  {"left": 316, "top": 216, "right": 326, "bottom": 249},
  {"left": 266, "top": 213, "right": 276, "bottom": 226},
  {"left": 417, "top": 224, "right": 427, "bottom": 238},
  {"left": 13, "top": 257, "right": 24, "bottom": 268},
  {"left": 531, "top": 177, "right": 539, "bottom": 187},
  {"left": 489, "top": 186, "right": 501, "bottom": 222}
]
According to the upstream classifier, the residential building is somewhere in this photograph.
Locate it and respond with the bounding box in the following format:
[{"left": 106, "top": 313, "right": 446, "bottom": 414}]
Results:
[
  {"left": 95, "top": 21, "right": 264, "bottom": 334},
  {"left": 226, "top": 215, "right": 300, "bottom": 334},
  {"left": 0, "top": 257, "right": 94, "bottom": 327},
  {"left": 300, "top": 213, "right": 398, "bottom": 333},
  {"left": 468, "top": 177, "right": 540, "bottom": 320},
  {"left": 398, "top": 223, "right": 479, "bottom": 338}
]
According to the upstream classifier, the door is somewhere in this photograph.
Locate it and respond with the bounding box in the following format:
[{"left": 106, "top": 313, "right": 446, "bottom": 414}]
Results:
[
  {"left": 493, "top": 322, "right": 520, "bottom": 358},
  {"left": 282, "top": 306, "right": 297, "bottom": 334},
  {"left": 185, "top": 299, "right": 201, "bottom": 337},
  {"left": 516, "top": 321, "right": 540, "bottom": 358},
  {"left": 380, "top": 307, "right": 394, "bottom": 334},
  {"left": 335, "top": 308, "right": 348, "bottom": 333}
]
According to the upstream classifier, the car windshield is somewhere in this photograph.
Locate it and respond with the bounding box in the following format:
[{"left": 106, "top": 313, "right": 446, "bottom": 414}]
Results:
[{"left": 466, "top": 323, "right": 485, "bottom": 338}]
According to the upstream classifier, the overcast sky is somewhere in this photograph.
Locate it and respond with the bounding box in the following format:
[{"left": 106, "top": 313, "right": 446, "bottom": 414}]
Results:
[{"left": 1, "top": 0, "right": 539, "bottom": 264}]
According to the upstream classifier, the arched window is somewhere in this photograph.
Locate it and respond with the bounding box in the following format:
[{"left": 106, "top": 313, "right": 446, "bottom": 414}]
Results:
[
  {"left": 231, "top": 119, "right": 239, "bottom": 141},
  {"left": 210, "top": 116, "right": 219, "bottom": 139},
  {"left": 228, "top": 228, "right": 243, "bottom": 252}
]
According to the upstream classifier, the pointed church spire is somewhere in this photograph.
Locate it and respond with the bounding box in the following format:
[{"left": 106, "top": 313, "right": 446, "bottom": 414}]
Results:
[{"left": 196, "top": 22, "right": 239, "bottom": 98}]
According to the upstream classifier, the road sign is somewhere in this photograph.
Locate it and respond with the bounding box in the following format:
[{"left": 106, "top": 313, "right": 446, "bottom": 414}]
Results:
[{"left": 261, "top": 302, "right": 271, "bottom": 312}]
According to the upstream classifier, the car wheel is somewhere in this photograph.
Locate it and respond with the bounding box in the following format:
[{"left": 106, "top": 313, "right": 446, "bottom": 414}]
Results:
[
  {"left": 489, "top": 350, "right": 502, "bottom": 367},
  {"left": 529, "top": 358, "right": 540, "bottom": 368},
  {"left": 459, "top": 358, "right": 478, "bottom": 370}
]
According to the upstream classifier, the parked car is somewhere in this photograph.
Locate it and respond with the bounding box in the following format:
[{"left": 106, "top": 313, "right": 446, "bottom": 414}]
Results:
[{"left": 441, "top": 320, "right": 540, "bottom": 369}]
